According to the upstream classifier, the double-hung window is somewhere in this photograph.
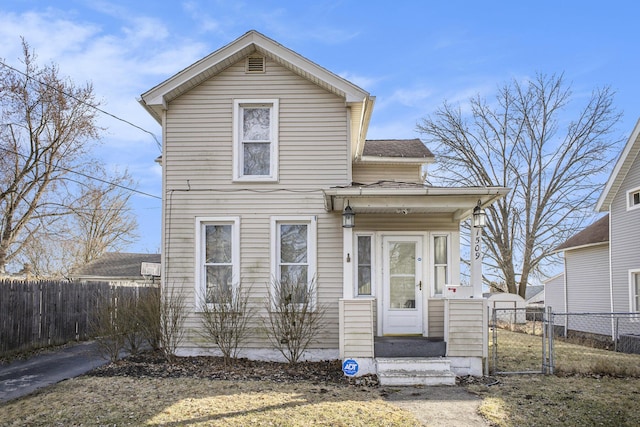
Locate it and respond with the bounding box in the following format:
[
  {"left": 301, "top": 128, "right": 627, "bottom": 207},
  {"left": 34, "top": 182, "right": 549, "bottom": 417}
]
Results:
[
  {"left": 432, "top": 234, "right": 449, "bottom": 296},
  {"left": 271, "top": 217, "right": 317, "bottom": 306},
  {"left": 628, "top": 187, "right": 640, "bottom": 211},
  {"left": 196, "top": 217, "right": 240, "bottom": 307},
  {"left": 233, "top": 99, "right": 279, "bottom": 181},
  {"left": 631, "top": 270, "right": 640, "bottom": 312}
]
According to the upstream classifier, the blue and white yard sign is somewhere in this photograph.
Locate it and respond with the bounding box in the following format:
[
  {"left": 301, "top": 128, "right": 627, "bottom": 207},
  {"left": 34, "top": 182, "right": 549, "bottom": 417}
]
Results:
[{"left": 342, "top": 359, "right": 359, "bottom": 376}]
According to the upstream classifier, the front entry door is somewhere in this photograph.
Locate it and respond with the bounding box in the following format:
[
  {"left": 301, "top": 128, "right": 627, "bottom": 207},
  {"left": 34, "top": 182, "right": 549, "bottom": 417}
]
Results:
[{"left": 382, "top": 235, "right": 423, "bottom": 335}]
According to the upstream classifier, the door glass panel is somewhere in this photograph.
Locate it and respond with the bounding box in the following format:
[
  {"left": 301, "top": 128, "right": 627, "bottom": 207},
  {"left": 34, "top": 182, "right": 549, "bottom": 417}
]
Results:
[{"left": 388, "top": 242, "right": 416, "bottom": 309}]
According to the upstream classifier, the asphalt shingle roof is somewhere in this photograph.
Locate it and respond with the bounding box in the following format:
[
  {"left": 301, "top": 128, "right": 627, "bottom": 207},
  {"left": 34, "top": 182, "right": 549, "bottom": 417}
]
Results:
[
  {"left": 72, "top": 252, "right": 160, "bottom": 279},
  {"left": 362, "top": 139, "right": 434, "bottom": 159},
  {"left": 554, "top": 215, "right": 609, "bottom": 252}
]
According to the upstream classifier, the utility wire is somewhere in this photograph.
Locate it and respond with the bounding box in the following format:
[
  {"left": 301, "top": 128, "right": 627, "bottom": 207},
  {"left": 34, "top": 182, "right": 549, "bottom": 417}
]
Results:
[
  {"left": 0, "top": 59, "right": 162, "bottom": 151},
  {"left": 0, "top": 145, "right": 161, "bottom": 200}
]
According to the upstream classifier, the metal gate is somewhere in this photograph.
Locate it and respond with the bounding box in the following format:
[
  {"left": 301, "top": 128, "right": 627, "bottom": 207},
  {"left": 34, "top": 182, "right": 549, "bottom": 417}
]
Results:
[{"left": 490, "top": 307, "right": 552, "bottom": 374}]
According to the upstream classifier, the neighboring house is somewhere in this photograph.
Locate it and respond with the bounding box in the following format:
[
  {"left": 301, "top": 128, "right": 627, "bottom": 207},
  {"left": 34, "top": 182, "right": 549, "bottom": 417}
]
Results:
[
  {"left": 550, "top": 117, "right": 640, "bottom": 339},
  {"left": 525, "top": 285, "right": 544, "bottom": 308},
  {"left": 543, "top": 273, "right": 565, "bottom": 316},
  {"left": 71, "top": 252, "right": 161, "bottom": 286},
  {"left": 139, "top": 30, "right": 508, "bottom": 380}
]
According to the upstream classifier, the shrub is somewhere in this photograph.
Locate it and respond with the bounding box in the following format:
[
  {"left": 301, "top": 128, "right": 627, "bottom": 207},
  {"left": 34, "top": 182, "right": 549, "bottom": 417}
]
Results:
[
  {"left": 264, "top": 278, "right": 325, "bottom": 364},
  {"left": 199, "top": 282, "right": 253, "bottom": 365},
  {"left": 158, "top": 285, "right": 188, "bottom": 362},
  {"left": 90, "top": 290, "right": 126, "bottom": 363},
  {"left": 136, "top": 286, "right": 162, "bottom": 351}
]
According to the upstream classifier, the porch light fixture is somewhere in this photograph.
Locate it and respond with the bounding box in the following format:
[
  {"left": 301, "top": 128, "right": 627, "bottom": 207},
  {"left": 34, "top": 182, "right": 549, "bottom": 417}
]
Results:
[
  {"left": 472, "top": 200, "right": 486, "bottom": 228},
  {"left": 342, "top": 201, "right": 355, "bottom": 228}
]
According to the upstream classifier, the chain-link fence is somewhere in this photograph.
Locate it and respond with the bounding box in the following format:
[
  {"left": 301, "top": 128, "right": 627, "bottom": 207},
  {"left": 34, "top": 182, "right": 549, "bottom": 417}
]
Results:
[
  {"left": 546, "top": 310, "right": 640, "bottom": 375},
  {"left": 490, "top": 307, "right": 545, "bottom": 374},
  {"left": 490, "top": 307, "right": 640, "bottom": 376}
]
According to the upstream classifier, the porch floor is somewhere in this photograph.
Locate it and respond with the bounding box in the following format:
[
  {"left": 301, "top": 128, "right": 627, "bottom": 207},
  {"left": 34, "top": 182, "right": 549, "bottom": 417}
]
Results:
[{"left": 374, "top": 336, "right": 446, "bottom": 358}]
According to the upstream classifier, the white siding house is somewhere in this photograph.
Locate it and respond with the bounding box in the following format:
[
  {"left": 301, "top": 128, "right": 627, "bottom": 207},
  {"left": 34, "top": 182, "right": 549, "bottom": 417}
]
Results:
[
  {"left": 551, "top": 117, "right": 640, "bottom": 339},
  {"left": 139, "top": 30, "right": 509, "bottom": 380}
]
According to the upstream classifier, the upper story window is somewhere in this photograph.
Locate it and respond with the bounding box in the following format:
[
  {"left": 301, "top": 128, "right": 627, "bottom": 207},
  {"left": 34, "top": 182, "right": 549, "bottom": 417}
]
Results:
[
  {"left": 628, "top": 187, "right": 640, "bottom": 211},
  {"left": 233, "top": 99, "right": 279, "bottom": 182}
]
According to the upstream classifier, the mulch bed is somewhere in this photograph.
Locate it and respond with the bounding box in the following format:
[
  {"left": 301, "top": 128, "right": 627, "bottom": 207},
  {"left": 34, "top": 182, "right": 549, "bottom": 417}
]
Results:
[{"left": 88, "top": 350, "right": 380, "bottom": 386}]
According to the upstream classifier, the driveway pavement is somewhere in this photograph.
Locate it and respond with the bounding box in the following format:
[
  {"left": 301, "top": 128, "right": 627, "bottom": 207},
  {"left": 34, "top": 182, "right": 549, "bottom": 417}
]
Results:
[{"left": 0, "top": 341, "right": 108, "bottom": 403}]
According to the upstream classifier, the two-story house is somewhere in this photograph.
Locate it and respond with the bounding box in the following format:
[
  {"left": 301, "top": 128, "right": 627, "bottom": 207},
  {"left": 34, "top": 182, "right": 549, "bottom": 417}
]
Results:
[
  {"left": 139, "top": 30, "right": 508, "bottom": 383},
  {"left": 549, "top": 118, "right": 640, "bottom": 341}
]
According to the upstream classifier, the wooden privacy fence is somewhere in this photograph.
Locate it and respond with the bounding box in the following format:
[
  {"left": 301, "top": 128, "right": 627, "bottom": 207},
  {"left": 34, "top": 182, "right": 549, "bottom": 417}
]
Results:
[{"left": 0, "top": 279, "right": 156, "bottom": 356}]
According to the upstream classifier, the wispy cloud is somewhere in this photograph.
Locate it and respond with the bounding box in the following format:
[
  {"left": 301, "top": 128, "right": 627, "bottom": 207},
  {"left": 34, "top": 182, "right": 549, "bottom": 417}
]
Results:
[{"left": 338, "top": 71, "right": 383, "bottom": 91}]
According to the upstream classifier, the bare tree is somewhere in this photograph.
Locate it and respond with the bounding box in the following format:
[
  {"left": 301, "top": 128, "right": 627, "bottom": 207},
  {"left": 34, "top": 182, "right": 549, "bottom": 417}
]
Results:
[
  {"left": 0, "top": 39, "right": 101, "bottom": 274},
  {"left": 417, "top": 73, "right": 621, "bottom": 297},
  {"left": 68, "top": 169, "right": 139, "bottom": 267},
  {"left": 17, "top": 169, "right": 138, "bottom": 278}
]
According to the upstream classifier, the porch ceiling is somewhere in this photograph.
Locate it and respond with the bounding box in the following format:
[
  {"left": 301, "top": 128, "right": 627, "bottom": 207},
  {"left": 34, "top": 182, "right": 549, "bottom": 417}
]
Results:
[{"left": 323, "top": 183, "right": 509, "bottom": 221}]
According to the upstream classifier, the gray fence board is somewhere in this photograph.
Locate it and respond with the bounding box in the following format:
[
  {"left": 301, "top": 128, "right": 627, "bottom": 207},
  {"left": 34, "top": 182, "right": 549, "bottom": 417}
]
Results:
[{"left": 0, "top": 279, "right": 154, "bottom": 356}]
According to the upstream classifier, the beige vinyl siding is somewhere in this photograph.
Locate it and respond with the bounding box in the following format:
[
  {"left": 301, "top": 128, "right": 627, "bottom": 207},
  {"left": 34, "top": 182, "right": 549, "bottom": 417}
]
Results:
[
  {"left": 168, "top": 194, "right": 343, "bottom": 352},
  {"left": 164, "top": 58, "right": 350, "bottom": 190},
  {"left": 339, "top": 299, "right": 375, "bottom": 358},
  {"left": 163, "top": 57, "right": 350, "bottom": 353},
  {"left": 446, "top": 299, "right": 487, "bottom": 357},
  {"left": 427, "top": 299, "right": 445, "bottom": 337},
  {"left": 352, "top": 163, "right": 422, "bottom": 184},
  {"left": 610, "top": 152, "right": 640, "bottom": 313}
]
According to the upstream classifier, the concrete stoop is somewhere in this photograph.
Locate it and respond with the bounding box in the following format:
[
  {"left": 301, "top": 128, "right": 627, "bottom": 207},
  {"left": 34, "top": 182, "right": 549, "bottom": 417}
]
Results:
[{"left": 376, "top": 357, "right": 456, "bottom": 386}]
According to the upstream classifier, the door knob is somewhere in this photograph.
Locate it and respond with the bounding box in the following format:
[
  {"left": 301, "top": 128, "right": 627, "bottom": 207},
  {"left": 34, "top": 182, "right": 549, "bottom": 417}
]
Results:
[{"left": 417, "top": 281, "right": 422, "bottom": 290}]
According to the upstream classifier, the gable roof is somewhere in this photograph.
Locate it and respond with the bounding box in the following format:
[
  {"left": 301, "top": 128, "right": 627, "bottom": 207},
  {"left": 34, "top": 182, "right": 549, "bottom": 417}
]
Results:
[
  {"left": 139, "top": 30, "right": 373, "bottom": 124},
  {"left": 553, "top": 214, "right": 609, "bottom": 252},
  {"left": 596, "top": 118, "right": 640, "bottom": 212},
  {"left": 72, "top": 253, "right": 160, "bottom": 279},
  {"left": 525, "top": 285, "right": 545, "bottom": 303},
  {"left": 360, "top": 139, "right": 435, "bottom": 163}
]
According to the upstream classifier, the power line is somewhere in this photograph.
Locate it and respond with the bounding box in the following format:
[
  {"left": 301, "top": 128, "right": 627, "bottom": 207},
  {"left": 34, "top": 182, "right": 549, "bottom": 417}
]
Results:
[
  {"left": 0, "top": 59, "right": 162, "bottom": 151},
  {"left": 0, "top": 145, "right": 161, "bottom": 200}
]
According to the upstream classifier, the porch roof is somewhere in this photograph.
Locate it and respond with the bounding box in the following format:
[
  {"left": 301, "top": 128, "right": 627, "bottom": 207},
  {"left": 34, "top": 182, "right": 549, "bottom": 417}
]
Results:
[{"left": 323, "top": 181, "right": 509, "bottom": 221}]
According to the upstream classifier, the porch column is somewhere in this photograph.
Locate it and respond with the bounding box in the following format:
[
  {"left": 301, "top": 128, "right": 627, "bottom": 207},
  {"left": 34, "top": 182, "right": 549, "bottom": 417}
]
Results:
[
  {"left": 470, "top": 226, "right": 483, "bottom": 298},
  {"left": 343, "top": 226, "right": 354, "bottom": 299}
]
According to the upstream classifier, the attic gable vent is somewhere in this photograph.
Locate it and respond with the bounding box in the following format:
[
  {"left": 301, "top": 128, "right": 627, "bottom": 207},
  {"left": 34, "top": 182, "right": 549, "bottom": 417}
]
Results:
[{"left": 246, "top": 56, "right": 266, "bottom": 73}]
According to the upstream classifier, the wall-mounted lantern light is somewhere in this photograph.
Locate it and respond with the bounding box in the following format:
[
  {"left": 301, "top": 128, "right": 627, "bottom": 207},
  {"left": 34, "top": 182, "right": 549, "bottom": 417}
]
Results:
[
  {"left": 472, "top": 200, "right": 486, "bottom": 228},
  {"left": 342, "top": 201, "right": 355, "bottom": 228}
]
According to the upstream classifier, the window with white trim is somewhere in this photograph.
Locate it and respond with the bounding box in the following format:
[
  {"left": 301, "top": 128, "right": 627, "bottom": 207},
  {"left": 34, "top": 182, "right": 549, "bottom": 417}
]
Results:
[
  {"left": 432, "top": 234, "right": 449, "bottom": 296},
  {"left": 355, "top": 234, "right": 373, "bottom": 296},
  {"left": 195, "top": 217, "right": 240, "bottom": 306},
  {"left": 271, "top": 217, "right": 317, "bottom": 305},
  {"left": 628, "top": 187, "right": 640, "bottom": 210},
  {"left": 233, "top": 99, "right": 279, "bottom": 181},
  {"left": 631, "top": 270, "right": 640, "bottom": 312}
]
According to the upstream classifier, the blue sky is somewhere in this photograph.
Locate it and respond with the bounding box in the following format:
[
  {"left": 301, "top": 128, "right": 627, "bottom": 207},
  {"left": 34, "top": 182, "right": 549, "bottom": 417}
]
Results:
[{"left": 1, "top": 0, "right": 638, "bottom": 254}]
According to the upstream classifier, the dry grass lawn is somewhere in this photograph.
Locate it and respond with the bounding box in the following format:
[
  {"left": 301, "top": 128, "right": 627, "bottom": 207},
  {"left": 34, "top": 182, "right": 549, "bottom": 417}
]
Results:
[
  {"left": 0, "top": 377, "right": 422, "bottom": 426},
  {"left": 467, "top": 329, "right": 640, "bottom": 426},
  {"left": 3, "top": 329, "right": 640, "bottom": 426}
]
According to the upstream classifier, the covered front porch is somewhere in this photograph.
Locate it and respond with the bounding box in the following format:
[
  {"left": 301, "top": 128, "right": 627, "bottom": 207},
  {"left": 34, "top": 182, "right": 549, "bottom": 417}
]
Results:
[{"left": 324, "top": 183, "right": 508, "bottom": 380}]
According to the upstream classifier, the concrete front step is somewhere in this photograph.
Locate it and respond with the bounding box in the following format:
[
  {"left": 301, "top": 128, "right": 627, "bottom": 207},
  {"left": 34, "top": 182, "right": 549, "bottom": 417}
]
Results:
[{"left": 376, "top": 357, "right": 456, "bottom": 386}]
